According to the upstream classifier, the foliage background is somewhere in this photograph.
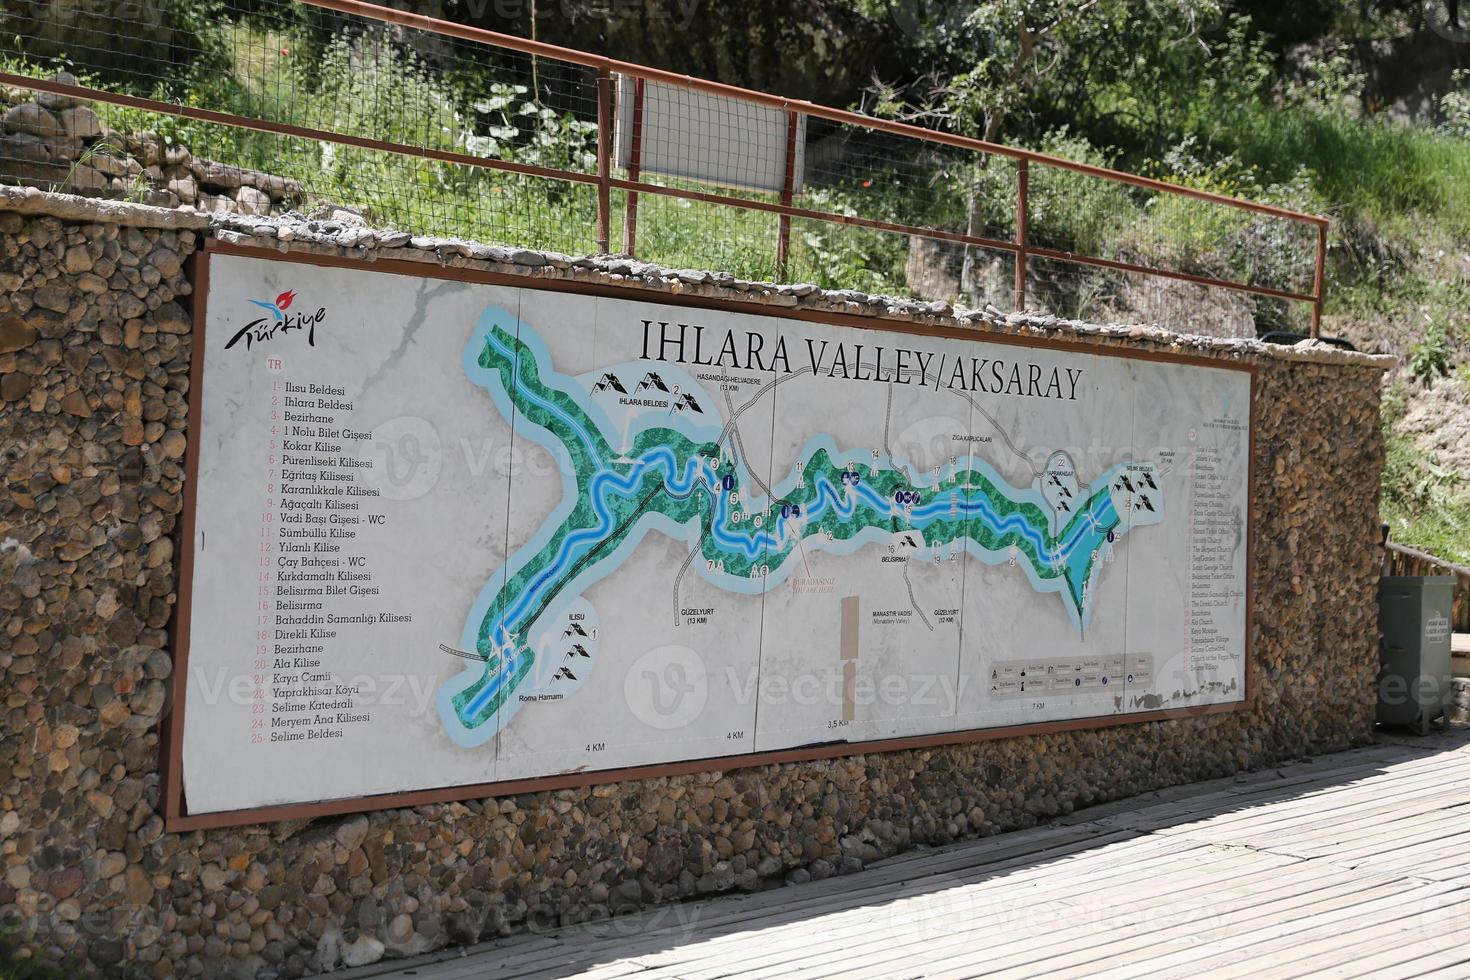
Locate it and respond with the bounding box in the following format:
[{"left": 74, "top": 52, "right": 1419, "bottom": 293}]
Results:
[{"left": 3, "top": 0, "right": 1468, "bottom": 562}]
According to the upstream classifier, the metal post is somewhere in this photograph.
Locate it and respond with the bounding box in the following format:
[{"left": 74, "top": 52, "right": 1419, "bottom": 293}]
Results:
[
  {"left": 1310, "top": 221, "right": 1327, "bottom": 339},
  {"left": 776, "top": 109, "right": 799, "bottom": 283},
  {"left": 595, "top": 68, "right": 611, "bottom": 254},
  {"left": 622, "top": 77, "right": 645, "bottom": 256},
  {"left": 1014, "top": 158, "right": 1029, "bottom": 311}
]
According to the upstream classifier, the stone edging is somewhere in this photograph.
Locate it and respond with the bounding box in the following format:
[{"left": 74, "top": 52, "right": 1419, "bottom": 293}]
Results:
[{"left": 0, "top": 183, "right": 1396, "bottom": 372}]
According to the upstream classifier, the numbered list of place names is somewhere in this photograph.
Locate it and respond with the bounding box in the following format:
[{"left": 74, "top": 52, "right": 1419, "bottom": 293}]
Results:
[{"left": 249, "top": 361, "right": 408, "bottom": 747}]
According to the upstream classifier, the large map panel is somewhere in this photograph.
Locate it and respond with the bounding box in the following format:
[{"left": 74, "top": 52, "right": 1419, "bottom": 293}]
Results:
[
  {"left": 183, "top": 258, "right": 519, "bottom": 813},
  {"left": 952, "top": 343, "right": 1142, "bottom": 730},
  {"left": 482, "top": 296, "right": 773, "bottom": 779},
  {"left": 180, "top": 253, "right": 1251, "bottom": 816},
  {"left": 1123, "top": 358, "right": 1250, "bottom": 710},
  {"left": 754, "top": 320, "right": 970, "bottom": 750}
]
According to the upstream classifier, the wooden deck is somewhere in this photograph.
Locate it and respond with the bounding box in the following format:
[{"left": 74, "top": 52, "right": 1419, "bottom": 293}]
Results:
[{"left": 341, "top": 729, "right": 1470, "bottom": 979}]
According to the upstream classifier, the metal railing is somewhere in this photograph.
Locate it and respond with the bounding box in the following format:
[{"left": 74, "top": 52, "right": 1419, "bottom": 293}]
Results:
[
  {"left": 1382, "top": 539, "right": 1470, "bottom": 633},
  {"left": 0, "top": 0, "right": 1330, "bottom": 332}
]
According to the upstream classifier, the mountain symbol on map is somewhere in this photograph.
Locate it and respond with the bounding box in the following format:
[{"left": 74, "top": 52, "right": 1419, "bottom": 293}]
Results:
[{"left": 437, "top": 310, "right": 1164, "bottom": 746}]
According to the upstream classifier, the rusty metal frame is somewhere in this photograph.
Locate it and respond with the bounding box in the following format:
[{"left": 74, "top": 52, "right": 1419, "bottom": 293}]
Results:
[
  {"left": 1015, "top": 159, "right": 1029, "bottom": 311},
  {"left": 776, "top": 109, "right": 799, "bottom": 281},
  {"left": 0, "top": 52, "right": 1327, "bottom": 327},
  {"left": 0, "top": 0, "right": 1335, "bottom": 331},
  {"left": 161, "top": 239, "right": 1257, "bottom": 831},
  {"left": 622, "top": 77, "right": 645, "bottom": 255},
  {"left": 595, "top": 67, "right": 612, "bottom": 253},
  {"left": 280, "top": 0, "right": 1329, "bottom": 331}
]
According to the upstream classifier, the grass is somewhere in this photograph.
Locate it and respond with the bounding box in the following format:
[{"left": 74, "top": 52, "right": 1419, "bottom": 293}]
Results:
[
  {"left": 1228, "top": 108, "right": 1470, "bottom": 242},
  {"left": 6, "top": 15, "right": 1470, "bottom": 560},
  {"left": 1381, "top": 383, "right": 1470, "bottom": 566},
  {"left": 0, "top": 928, "right": 67, "bottom": 980},
  {"left": 0, "top": 21, "right": 1337, "bottom": 304}
]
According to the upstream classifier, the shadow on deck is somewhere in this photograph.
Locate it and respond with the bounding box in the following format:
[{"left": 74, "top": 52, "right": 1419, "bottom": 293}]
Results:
[{"left": 335, "top": 727, "right": 1470, "bottom": 979}]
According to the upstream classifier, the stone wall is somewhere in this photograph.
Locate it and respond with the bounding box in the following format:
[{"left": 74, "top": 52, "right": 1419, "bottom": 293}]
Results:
[
  {"left": 0, "top": 186, "right": 1392, "bottom": 978},
  {"left": 1, "top": 75, "right": 303, "bottom": 215}
]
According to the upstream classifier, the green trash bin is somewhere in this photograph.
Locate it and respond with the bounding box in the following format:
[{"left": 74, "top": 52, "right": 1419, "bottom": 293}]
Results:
[{"left": 1377, "top": 575, "right": 1456, "bottom": 734}]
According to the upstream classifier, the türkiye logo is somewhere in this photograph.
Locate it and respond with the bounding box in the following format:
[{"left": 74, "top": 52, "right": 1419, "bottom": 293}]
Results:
[{"left": 225, "top": 289, "right": 326, "bottom": 351}]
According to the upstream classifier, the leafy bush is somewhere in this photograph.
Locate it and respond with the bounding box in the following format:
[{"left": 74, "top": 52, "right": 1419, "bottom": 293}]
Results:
[
  {"left": 1380, "top": 383, "right": 1470, "bottom": 564},
  {"left": 1410, "top": 323, "right": 1453, "bottom": 381},
  {"left": 0, "top": 0, "right": 228, "bottom": 92}
]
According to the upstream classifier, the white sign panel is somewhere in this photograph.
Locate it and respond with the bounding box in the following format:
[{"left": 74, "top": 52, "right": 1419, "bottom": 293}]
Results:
[
  {"left": 179, "top": 252, "right": 1250, "bottom": 816},
  {"left": 614, "top": 74, "right": 806, "bottom": 194}
]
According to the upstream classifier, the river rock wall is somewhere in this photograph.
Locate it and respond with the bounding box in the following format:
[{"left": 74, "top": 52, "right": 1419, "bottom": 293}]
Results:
[
  {"left": 0, "top": 186, "right": 1391, "bottom": 977},
  {"left": 0, "top": 75, "right": 303, "bottom": 215}
]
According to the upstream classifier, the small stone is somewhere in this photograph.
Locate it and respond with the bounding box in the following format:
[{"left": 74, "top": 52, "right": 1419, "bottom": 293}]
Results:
[
  {"left": 59, "top": 105, "right": 102, "bottom": 140},
  {"left": 98, "top": 699, "right": 129, "bottom": 726},
  {"left": 194, "top": 160, "right": 243, "bottom": 190},
  {"left": 124, "top": 866, "right": 152, "bottom": 905},
  {"left": 32, "top": 286, "right": 70, "bottom": 314},
  {"left": 84, "top": 790, "right": 113, "bottom": 817},
  {"left": 63, "top": 164, "right": 108, "bottom": 196},
  {"left": 0, "top": 315, "right": 37, "bottom": 353},
  {"left": 60, "top": 390, "right": 90, "bottom": 417},
  {"left": 36, "top": 73, "right": 79, "bottom": 110},
  {"left": 1, "top": 373, "right": 30, "bottom": 402},
  {"left": 89, "top": 938, "right": 125, "bottom": 968},
  {"left": 0, "top": 131, "right": 52, "bottom": 166},
  {"left": 160, "top": 429, "right": 186, "bottom": 459},
  {"left": 149, "top": 247, "right": 183, "bottom": 278},
  {"left": 62, "top": 244, "right": 93, "bottom": 273},
  {"left": 235, "top": 186, "right": 271, "bottom": 215},
  {"left": 48, "top": 867, "right": 83, "bottom": 900},
  {"left": 508, "top": 247, "right": 548, "bottom": 266},
  {"left": 334, "top": 813, "right": 369, "bottom": 851},
  {"left": 387, "top": 913, "right": 415, "bottom": 945},
  {"left": 76, "top": 272, "right": 108, "bottom": 293},
  {"left": 2, "top": 103, "right": 63, "bottom": 139},
  {"left": 341, "top": 936, "right": 385, "bottom": 968},
  {"left": 89, "top": 147, "right": 130, "bottom": 178},
  {"left": 153, "top": 301, "right": 190, "bottom": 334},
  {"left": 609, "top": 878, "right": 643, "bottom": 913},
  {"left": 167, "top": 176, "right": 197, "bottom": 205}
]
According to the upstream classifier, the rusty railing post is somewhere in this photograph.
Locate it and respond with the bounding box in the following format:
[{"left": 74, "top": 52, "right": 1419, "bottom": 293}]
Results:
[
  {"left": 10, "top": 0, "right": 1331, "bottom": 324},
  {"left": 776, "top": 109, "right": 799, "bottom": 282},
  {"left": 1014, "top": 157, "right": 1029, "bottom": 311},
  {"left": 1310, "top": 221, "right": 1327, "bottom": 338},
  {"left": 595, "top": 67, "right": 612, "bottom": 253},
  {"left": 622, "top": 77, "right": 645, "bottom": 256}
]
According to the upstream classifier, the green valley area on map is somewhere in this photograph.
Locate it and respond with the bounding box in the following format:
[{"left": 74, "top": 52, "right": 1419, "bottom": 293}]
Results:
[
  {"left": 186, "top": 257, "right": 1249, "bottom": 812},
  {"left": 437, "top": 292, "right": 1246, "bottom": 775}
]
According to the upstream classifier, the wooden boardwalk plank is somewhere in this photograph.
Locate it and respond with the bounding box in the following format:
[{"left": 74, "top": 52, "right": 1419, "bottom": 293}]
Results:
[{"left": 337, "top": 729, "right": 1470, "bottom": 980}]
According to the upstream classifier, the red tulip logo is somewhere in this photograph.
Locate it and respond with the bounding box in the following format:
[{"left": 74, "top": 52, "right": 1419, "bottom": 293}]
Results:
[{"left": 275, "top": 289, "right": 297, "bottom": 311}]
